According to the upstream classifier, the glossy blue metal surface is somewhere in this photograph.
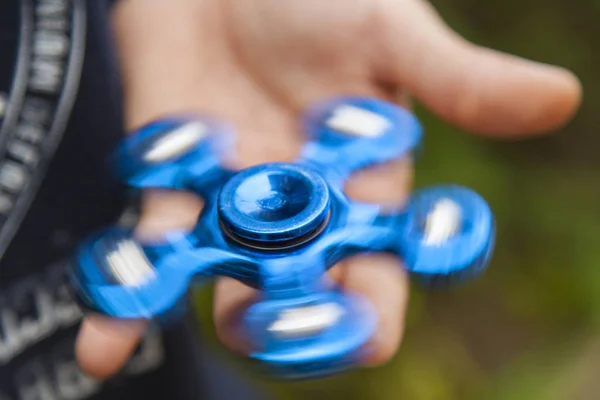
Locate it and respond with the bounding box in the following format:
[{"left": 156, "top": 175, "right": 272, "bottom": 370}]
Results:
[
  {"left": 218, "top": 163, "right": 330, "bottom": 244},
  {"left": 111, "top": 115, "right": 234, "bottom": 193},
  {"left": 72, "top": 96, "right": 495, "bottom": 379}
]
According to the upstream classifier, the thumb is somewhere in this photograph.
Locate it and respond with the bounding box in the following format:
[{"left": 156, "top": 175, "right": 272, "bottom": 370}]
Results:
[{"left": 379, "top": 0, "right": 582, "bottom": 135}]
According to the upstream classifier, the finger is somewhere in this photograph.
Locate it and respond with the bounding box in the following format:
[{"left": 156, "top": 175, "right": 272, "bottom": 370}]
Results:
[
  {"left": 213, "top": 278, "right": 260, "bottom": 354},
  {"left": 76, "top": 315, "right": 147, "bottom": 379},
  {"left": 377, "top": 0, "right": 582, "bottom": 135},
  {"left": 340, "top": 254, "right": 410, "bottom": 366},
  {"left": 340, "top": 146, "right": 413, "bottom": 366}
]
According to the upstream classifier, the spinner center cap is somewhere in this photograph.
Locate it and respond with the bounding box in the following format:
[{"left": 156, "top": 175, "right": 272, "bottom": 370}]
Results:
[{"left": 218, "top": 163, "right": 330, "bottom": 249}]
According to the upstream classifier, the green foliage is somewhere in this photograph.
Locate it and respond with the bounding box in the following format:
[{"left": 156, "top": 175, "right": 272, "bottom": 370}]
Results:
[{"left": 192, "top": 1, "right": 598, "bottom": 398}]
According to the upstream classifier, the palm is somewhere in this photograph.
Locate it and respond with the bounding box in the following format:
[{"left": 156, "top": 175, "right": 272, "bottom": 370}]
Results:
[
  {"left": 228, "top": 0, "right": 391, "bottom": 107},
  {"left": 174, "top": 0, "right": 397, "bottom": 167}
]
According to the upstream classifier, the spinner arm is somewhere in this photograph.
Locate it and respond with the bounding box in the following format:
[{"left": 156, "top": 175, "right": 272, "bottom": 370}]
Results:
[{"left": 295, "top": 96, "right": 495, "bottom": 284}]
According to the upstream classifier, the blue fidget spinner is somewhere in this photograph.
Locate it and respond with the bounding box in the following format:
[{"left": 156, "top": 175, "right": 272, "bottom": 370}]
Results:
[{"left": 72, "top": 96, "right": 495, "bottom": 379}]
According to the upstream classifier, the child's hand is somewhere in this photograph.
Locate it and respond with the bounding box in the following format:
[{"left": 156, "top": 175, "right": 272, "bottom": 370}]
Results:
[{"left": 75, "top": 0, "right": 581, "bottom": 379}]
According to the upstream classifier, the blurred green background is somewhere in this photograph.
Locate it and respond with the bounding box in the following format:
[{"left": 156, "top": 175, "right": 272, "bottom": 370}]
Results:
[{"left": 193, "top": 1, "right": 599, "bottom": 398}]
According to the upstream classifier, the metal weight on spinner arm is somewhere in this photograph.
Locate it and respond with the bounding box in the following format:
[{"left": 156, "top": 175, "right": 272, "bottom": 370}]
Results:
[{"left": 71, "top": 96, "right": 495, "bottom": 379}]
